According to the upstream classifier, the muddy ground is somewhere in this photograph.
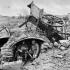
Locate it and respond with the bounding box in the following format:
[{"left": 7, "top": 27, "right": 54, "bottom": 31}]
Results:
[
  {"left": 22, "top": 48, "right": 70, "bottom": 70},
  {"left": 2, "top": 47, "right": 70, "bottom": 70}
]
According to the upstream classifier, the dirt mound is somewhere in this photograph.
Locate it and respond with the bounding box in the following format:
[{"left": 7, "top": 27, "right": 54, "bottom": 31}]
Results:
[
  {"left": 22, "top": 48, "right": 70, "bottom": 70},
  {"left": 2, "top": 46, "right": 70, "bottom": 70}
]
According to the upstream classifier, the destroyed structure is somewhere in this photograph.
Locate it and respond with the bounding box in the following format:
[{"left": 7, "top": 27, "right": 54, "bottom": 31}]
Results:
[{"left": 0, "top": 1, "right": 70, "bottom": 68}]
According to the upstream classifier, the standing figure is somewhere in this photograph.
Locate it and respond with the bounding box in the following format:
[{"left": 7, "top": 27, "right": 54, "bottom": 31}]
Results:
[{"left": 31, "top": 40, "right": 39, "bottom": 59}]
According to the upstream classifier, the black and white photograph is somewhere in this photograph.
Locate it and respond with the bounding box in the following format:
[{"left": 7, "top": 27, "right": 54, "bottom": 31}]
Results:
[{"left": 0, "top": 0, "right": 70, "bottom": 70}]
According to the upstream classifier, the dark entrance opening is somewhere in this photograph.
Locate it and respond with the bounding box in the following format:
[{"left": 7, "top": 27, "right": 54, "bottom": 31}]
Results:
[
  {"left": 13, "top": 38, "right": 44, "bottom": 61},
  {"left": 0, "top": 38, "right": 9, "bottom": 48},
  {"left": 0, "top": 38, "right": 9, "bottom": 63}
]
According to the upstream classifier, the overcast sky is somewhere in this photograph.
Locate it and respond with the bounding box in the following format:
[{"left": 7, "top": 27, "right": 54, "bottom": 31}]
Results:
[{"left": 0, "top": 0, "right": 70, "bottom": 16}]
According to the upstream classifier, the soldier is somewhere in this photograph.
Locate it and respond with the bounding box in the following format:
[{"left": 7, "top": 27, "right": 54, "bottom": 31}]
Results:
[
  {"left": 17, "top": 42, "right": 28, "bottom": 61},
  {"left": 31, "top": 40, "right": 39, "bottom": 59}
]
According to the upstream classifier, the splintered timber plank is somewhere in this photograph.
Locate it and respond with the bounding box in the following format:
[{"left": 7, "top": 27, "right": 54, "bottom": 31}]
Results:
[
  {"left": 28, "top": 1, "right": 46, "bottom": 19},
  {"left": 27, "top": 1, "right": 65, "bottom": 42},
  {"left": 28, "top": 1, "right": 63, "bottom": 24}
]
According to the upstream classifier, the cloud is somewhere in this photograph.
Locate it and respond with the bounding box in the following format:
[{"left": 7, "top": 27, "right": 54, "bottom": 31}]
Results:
[
  {"left": 0, "top": 0, "right": 30, "bottom": 16},
  {"left": 53, "top": 0, "right": 70, "bottom": 6},
  {"left": 35, "top": 1, "right": 70, "bottom": 15},
  {"left": 0, "top": 0, "right": 70, "bottom": 16}
]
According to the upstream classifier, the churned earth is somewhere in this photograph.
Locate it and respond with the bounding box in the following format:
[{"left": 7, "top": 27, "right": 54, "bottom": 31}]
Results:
[
  {"left": 22, "top": 48, "right": 70, "bottom": 70},
  {"left": 2, "top": 46, "right": 70, "bottom": 70}
]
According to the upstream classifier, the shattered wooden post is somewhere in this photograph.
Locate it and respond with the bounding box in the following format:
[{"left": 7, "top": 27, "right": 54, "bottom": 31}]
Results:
[
  {"left": 39, "top": 9, "right": 44, "bottom": 20},
  {"left": 61, "top": 26, "right": 63, "bottom": 37},
  {"left": 30, "top": 1, "right": 34, "bottom": 16},
  {"left": 62, "top": 16, "right": 68, "bottom": 39},
  {"left": 29, "top": 1, "right": 40, "bottom": 19}
]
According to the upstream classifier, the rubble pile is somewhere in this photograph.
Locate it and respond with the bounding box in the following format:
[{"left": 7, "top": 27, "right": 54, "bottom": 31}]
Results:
[
  {"left": 1, "top": 42, "right": 70, "bottom": 70},
  {"left": 22, "top": 48, "right": 70, "bottom": 70},
  {"left": 1, "top": 1, "right": 70, "bottom": 70}
]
